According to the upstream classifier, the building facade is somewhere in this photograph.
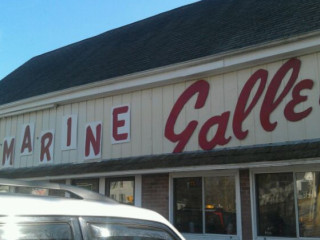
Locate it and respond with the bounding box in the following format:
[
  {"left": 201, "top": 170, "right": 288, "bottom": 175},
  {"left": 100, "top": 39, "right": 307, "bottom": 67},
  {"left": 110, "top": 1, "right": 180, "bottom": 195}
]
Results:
[{"left": 1, "top": 1, "right": 320, "bottom": 239}]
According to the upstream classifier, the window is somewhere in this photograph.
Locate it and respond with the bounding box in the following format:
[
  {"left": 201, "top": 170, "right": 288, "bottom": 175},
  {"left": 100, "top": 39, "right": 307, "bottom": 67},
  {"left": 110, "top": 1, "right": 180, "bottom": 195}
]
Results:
[
  {"left": 15, "top": 186, "right": 48, "bottom": 196},
  {"left": 255, "top": 171, "right": 320, "bottom": 238},
  {"left": 173, "top": 175, "right": 237, "bottom": 236},
  {"left": 296, "top": 172, "right": 320, "bottom": 238},
  {"left": 72, "top": 178, "right": 99, "bottom": 192},
  {"left": 81, "top": 217, "right": 181, "bottom": 240},
  {"left": 106, "top": 177, "right": 135, "bottom": 205},
  {"left": 256, "top": 173, "right": 296, "bottom": 237},
  {"left": 49, "top": 179, "right": 66, "bottom": 197},
  {"left": 0, "top": 186, "right": 10, "bottom": 192},
  {"left": 0, "top": 222, "right": 73, "bottom": 239},
  {"left": 0, "top": 217, "right": 80, "bottom": 240}
]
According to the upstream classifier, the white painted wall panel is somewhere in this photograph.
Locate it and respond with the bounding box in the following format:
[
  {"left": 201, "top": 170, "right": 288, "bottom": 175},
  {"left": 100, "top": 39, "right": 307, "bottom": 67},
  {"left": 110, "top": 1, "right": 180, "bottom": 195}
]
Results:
[
  {"left": 152, "top": 88, "right": 163, "bottom": 155},
  {"left": 69, "top": 103, "right": 79, "bottom": 163},
  {"left": 27, "top": 112, "right": 37, "bottom": 167},
  {"left": 162, "top": 85, "right": 174, "bottom": 153},
  {"left": 61, "top": 104, "right": 71, "bottom": 164},
  {"left": 55, "top": 105, "right": 63, "bottom": 165},
  {"left": 131, "top": 92, "right": 142, "bottom": 157},
  {"left": 111, "top": 95, "right": 122, "bottom": 159},
  {"left": 77, "top": 101, "right": 87, "bottom": 163},
  {"left": 102, "top": 97, "right": 112, "bottom": 160},
  {"left": 33, "top": 111, "right": 43, "bottom": 166},
  {"left": 141, "top": 89, "right": 152, "bottom": 156},
  {"left": 16, "top": 114, "right": 24, "bottom": 168},
  {"left": 120, "top": 93, "right": 132, "bottom": 158},
  {"left": 185, "top": 80, "right": 199, "bottom": 152}
]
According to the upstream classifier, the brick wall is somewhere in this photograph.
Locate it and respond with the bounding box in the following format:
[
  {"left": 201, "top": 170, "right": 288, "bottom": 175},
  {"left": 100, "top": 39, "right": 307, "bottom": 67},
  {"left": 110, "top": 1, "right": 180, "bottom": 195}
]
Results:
[
  {"left": 142, "top": 174, "right": 169, "bottom": 219},
  {"left": 240, "top": 169, "right": 253, "bottom": 240}
]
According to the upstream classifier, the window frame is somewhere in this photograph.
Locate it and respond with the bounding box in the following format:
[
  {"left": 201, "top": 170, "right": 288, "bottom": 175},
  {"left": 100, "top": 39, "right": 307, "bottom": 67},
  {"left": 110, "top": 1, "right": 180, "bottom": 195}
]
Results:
[
  {"left": 251, "top": 164, "right": 320, "bottom": 240},
  {"left": 169, "top": 170, "right": 242, "bottom": 240}
]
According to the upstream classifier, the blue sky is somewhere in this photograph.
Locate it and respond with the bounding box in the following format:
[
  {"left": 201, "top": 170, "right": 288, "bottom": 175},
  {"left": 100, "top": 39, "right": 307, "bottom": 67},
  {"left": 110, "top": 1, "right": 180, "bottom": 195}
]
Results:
[{"left": 0, "top": 0, "right": 199, "bottom": 80}]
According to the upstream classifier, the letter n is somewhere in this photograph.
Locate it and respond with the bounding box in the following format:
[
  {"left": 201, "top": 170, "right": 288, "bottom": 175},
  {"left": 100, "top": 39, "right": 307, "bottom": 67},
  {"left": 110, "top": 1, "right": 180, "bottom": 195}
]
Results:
[{"left": 84, "top": 122, "right": 102, "bottom": 160}]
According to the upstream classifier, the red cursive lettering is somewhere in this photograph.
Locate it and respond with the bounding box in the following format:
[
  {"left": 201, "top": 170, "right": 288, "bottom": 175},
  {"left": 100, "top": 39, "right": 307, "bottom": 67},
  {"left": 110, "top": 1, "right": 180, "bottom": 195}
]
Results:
[
  {"left": 165, "top": 80, "right": 209, "bottom": 153},
  {"left": 199, "top": 112, "right": 231, "bottom": 150},
  {"left": 260, "top": 58, "right": 301, "bottom": 131},
  {"left": 284, "top": 79, "right": 313, "bottom": 121},
  {"left": 165, "top": 58, "right": 315, "bottom": 153},
  {"left": 233, "top": 69, "right": 268, "bottom": 140}
]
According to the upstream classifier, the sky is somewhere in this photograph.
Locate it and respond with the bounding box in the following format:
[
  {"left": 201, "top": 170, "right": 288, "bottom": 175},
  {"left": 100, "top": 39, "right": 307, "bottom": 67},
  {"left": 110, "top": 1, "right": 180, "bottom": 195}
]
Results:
[{"left": 0, "top": 0, "right": 199, "bottom": 80}]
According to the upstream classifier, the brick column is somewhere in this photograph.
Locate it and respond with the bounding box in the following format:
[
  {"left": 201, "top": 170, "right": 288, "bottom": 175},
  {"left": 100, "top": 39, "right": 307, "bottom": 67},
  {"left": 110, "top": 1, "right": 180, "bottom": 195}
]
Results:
[
  {"left": 240, "top": 169, "right": 253, "bottom": 240},
  {"left": 142, "top": 174, "right": 169, "bottom": 219}
]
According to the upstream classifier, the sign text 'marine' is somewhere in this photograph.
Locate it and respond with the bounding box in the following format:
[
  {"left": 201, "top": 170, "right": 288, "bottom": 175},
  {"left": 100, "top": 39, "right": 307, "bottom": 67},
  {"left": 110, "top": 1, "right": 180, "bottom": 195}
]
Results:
[{"left": 2, "top": 105, "right": 130, "bottom": 167}]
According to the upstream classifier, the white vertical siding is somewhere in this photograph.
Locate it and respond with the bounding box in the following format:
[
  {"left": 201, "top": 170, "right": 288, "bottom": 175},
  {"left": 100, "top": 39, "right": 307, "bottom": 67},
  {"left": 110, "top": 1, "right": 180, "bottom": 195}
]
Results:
[
  {"left": 152, "top": 88, "right": 163, "bottom": 155},
  {"left": 162, "top": 85, "right": 174, "bottom": 153},
  {"left": 141, "top": 89, "right": 152, "bottom": 156},
  {"left": 131, "top": 91, "right": 142, "bottom": 157},
  {"left": 102, "top": 96, "right": 112, "bottom": 160}
]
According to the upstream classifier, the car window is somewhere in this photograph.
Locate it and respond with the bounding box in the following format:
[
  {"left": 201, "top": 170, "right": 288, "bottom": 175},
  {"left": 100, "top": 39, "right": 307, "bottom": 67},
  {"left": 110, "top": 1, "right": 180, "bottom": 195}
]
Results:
[
  {"left": 0, "top": 222, "right": 73, "bottom": 240},
  {"left": 81, "top": 217, "right": 180, "bottom": 240},
  {"left": 88, "top": 223, "right": 174, "bottom": 240},
  {"left": 0, "top": 216, "right": 81, "bottom": 240}
]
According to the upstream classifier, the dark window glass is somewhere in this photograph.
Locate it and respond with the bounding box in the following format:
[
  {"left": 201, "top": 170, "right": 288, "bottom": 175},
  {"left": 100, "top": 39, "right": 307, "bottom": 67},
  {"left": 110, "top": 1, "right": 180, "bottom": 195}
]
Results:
[
  {"left": 296, "top": 171, "right": 320, "bottom": 238},
  {"left": 205, "top": 176, "right": 236, "bottom": 234},
  {"left": 174, "top": 177, "right": 203, "bottom": 233},
  {"left": 72, "top": 178, "right": 99, "bottom": 192},
  {"left": 256, "top": 173, "right": 296, "bottom": 237},
  {"left": 106, "top": 177, "right": 135, "bottom": 205}
]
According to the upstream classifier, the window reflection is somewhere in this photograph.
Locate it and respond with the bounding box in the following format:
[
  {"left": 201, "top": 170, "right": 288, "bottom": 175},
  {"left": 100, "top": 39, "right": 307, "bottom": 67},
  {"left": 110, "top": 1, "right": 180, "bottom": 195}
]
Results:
[
  {"left": 205, "top": 176, "right": 236, "bottom": 234},
  {"left": 173, "top": 176, "right": 236, "bottom": 235},
  {"left": 72, "top": 178, "right": 99, "bottom": 193},
  {"left": 296, "top": 172, "right": 320, "bottom": 237},
  {"left": 256, "top": 173, "right": 296, "bottom": 237},
  {"left": 106, "top": 178, "right": 135, "bottom": 205},
  {"left": 174, "top": 177, "right": 202, "bottom": 233}
]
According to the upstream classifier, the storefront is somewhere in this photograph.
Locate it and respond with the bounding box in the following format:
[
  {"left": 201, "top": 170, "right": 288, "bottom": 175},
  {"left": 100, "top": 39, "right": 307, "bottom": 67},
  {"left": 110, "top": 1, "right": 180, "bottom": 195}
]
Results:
[{"left": 0, "top": 1, "right": 320, "bottom": 240}]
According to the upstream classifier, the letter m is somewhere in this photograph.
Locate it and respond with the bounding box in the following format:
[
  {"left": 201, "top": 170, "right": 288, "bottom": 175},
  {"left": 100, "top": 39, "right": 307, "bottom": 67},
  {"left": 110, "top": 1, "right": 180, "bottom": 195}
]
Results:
[{"left": 2, "top": 137, "right": 15, "bottom": 167}]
